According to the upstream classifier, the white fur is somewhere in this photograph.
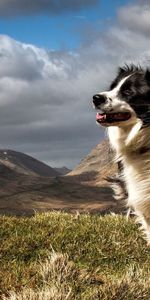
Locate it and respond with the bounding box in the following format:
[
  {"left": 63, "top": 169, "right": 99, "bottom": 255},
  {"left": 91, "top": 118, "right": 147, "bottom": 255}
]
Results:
[
  {"left": 108, "top": 117, "right": 150, "bottom": 243},
  {"left": 95, "top": 73, "right": 150, "bottom": 243},
  {"left": 101, "top": 75, "right": 131, "bottom": 100},
  {"left": 98, "top": 75, "right": 132, "bottom": 114}
]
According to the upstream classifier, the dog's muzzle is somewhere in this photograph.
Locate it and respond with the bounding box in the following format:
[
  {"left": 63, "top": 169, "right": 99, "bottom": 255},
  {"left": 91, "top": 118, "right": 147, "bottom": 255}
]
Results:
[
  {"left": 93, "top": 94, "right": 107, "bottom": 107},
  {"left": 93, "top": 93, "right": 131, "bottom": 125}
]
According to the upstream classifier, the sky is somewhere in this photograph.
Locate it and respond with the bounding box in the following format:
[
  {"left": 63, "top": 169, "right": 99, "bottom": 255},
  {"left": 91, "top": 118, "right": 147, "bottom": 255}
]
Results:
[{"left": 0, "top": 0, "right": 149, "bottom": 168}]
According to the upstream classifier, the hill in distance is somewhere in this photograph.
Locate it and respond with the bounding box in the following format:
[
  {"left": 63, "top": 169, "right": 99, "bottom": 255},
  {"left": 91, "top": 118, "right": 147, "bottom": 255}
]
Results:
[
  {"left": 54, "top": 166, "right": 71, "bottom": 175},
  {"left": 0, "top": 149, "right": 60, "bottom": 177},
  {"left": 0, "top": 141, "right": 118, "bottom": 216}
]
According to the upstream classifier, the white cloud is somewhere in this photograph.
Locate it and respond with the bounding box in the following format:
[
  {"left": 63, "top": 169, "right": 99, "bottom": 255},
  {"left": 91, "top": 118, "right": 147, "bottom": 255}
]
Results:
[
  {"left": 118, "top": 2, "right": 150, "bottom": 35},
  {"left": 1, "top": 1, "right": 150, "bottom": 167},
  {"left": 0, "top": 35, "right": 105, "bottom": 168}
]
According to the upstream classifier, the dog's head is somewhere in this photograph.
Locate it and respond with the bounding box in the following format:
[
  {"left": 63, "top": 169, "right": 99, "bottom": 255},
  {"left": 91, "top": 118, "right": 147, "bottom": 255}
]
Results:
[{"left": 93, "top": 65, "right": 150, "bottom": 127}]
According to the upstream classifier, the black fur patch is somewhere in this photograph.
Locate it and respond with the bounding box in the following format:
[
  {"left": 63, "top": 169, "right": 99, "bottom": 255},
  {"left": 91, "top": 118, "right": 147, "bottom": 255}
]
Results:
[{"left": 110, "top": 64, "right": 150, "bottom": 126}]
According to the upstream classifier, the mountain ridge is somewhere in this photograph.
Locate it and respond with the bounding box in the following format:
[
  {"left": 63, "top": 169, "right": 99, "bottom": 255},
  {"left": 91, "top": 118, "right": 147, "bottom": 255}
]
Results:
[{"left": 0, "top": 149, "right": 60, "bottom": 177}]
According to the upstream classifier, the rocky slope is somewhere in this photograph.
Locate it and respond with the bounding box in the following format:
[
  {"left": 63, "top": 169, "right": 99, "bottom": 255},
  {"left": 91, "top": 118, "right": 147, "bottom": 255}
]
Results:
[{"left": 68, "top": 140, "right": 116, "bottom": 186}]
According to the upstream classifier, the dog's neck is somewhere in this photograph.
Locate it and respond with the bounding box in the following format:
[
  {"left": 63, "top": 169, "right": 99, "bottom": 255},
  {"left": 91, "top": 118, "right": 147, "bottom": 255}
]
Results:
[{"left": 107, "top": 120, "right": 150, "bottom": 159}]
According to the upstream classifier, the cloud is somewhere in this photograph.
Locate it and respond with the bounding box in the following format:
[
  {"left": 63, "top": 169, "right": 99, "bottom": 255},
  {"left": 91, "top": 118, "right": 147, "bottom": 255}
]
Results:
[
  {"left": 0, "top": 36, "right": 45, "bottom": 80},
  {"left": 118, "top": 1, "right": 150, "bottom": 36},
  {"left": 1, "top": 1, "right": 150, "bottom": 167},
  {"left": 0, "top": 0, "right": 98, "bottom": 17},
  {"left": 0, "top": 35, "right": 105, "bottom": 168}
]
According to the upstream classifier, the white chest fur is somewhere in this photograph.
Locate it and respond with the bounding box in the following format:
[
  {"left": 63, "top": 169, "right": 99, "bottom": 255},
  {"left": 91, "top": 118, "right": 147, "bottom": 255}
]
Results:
[{"left": 108, "top": 124, "right": 150, "bottom": 210}]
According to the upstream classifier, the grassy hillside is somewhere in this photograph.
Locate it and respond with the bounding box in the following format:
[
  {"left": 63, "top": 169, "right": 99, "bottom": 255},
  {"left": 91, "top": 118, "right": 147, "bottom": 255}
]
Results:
[{"left": 0, "top": 212, "right": 150, "bottom": 299}]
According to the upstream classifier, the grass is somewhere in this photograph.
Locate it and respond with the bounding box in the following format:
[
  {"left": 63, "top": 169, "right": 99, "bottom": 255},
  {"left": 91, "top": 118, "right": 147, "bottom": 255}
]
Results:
[{"left": 0, "top": 212, "right": 150, "bottom": 299}]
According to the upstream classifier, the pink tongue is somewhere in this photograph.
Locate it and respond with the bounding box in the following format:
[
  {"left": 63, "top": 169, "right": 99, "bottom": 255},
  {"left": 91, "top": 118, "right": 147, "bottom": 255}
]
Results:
[{"left": 96, "top": 113, "right": 106, "bottom": 121}]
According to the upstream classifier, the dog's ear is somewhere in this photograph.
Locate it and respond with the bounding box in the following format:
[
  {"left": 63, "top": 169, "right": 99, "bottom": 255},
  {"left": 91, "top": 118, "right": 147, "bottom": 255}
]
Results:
[
  {"left": 118, "top": 66, "right": 126, "bottom": 75},
  {"left": 118, "top": 64, "right": 138, "bottom": 75},
  {"left": 118, "top": 64, "right": 137, "bottom": 75},
  {"left": 145, "top": 69, "right": 150, "bottom": 83}
]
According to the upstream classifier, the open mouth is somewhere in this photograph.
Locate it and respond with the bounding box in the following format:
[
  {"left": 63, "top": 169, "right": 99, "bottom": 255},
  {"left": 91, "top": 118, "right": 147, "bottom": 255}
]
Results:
[{"left": 96, "top": 112, "right": 131, "bottom": 124}]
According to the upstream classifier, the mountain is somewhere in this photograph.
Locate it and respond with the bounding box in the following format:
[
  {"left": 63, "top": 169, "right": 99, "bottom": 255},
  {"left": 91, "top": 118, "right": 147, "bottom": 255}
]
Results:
[
  {"left": 54, "top": 167, "right": 71, "bottom": 175},
  {"left": 0, "top": 142, "right": 119, "bottom": 216},
  {"left": 68, "top": 140, "right": 116, "bottom": 186},
  {"left": 0, "top": 149, "right": 60, "bottom": 177}
]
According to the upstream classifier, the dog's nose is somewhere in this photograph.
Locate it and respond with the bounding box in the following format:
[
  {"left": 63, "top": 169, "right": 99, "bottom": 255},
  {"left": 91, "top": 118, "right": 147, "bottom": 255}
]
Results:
[{"left": 93, "top": 94, "right": 107, "bottom": 107}]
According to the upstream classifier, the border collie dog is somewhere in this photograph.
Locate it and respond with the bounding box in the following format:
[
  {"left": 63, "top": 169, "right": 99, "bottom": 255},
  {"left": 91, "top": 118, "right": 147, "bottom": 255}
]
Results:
[{"left": 93, "top": 65, "right": 150, "bottom": 243}]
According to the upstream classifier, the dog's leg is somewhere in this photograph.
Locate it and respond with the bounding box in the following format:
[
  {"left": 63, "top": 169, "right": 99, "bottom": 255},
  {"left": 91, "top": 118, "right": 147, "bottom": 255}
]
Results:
[
  {"left": 142, "top": 218, "right": 150, "bottom": 244},
  {"left": 107, "top": 161, "right": 128, "bottom": 210},
  {"left": 135, "top": 211, "right": 150, "bottom": 244}
]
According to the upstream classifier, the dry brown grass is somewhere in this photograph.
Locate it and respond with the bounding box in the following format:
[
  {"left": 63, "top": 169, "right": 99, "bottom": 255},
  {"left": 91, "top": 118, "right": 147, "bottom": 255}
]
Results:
[
  {"left": 3, "top": 252, "right": 150, "bottom": 300},
  {"left": 1, "top": 212, "right": 150, "bottom": 299}
]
